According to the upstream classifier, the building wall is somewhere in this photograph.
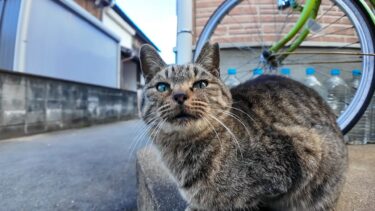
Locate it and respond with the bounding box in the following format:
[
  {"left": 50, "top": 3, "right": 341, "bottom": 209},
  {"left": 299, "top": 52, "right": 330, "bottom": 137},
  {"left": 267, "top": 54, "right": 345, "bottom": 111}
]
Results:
[
  {"left": 14, "top": 0, "right": 120, "bottom": 88},
  {"left": 121, "top": 61, "right": 138, "bottom": 92},
  {"left": 193, "top": 0, "right": 357, "bottom": 46},
  {"left": 75, "top": 0, "right": 103, "bottom": 19},
  {"left": 101, "top": 8, "right": 144, "bottom": 92},
  {"left": 102, "top": 8, "right": 136, "bottom": 49}
]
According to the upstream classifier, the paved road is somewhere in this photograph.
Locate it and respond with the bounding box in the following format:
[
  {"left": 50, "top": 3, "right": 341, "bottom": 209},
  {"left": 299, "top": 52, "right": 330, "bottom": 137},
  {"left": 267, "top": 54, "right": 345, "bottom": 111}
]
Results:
[{"left": 0, "top": 120, "right": 148, "bottom": 211}]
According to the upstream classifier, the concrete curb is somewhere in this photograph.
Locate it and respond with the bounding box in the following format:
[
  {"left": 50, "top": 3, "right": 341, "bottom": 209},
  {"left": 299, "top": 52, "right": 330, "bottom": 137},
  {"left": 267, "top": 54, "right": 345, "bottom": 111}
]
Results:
[
  {"left": 136, "top": 145, "right": 375, "bottom": 210},
  {"left": 137, "top": 147, "right": 187, "bottom": 211}
]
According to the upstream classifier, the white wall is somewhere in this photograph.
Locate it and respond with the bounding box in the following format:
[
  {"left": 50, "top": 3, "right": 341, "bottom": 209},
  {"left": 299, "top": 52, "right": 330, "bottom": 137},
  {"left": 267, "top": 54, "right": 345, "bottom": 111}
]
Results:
[
  {"left": 14, "top": 0, "right": 120, "bottom": 88},
  {"left": 102, "top": 7, "right": 139, "bottom": 92},
  {"left": 122, "top": 61, "right": 138, "bottom": 92},
  {"left": 102, "top": 8, "right": 135, "bottom": 49}
]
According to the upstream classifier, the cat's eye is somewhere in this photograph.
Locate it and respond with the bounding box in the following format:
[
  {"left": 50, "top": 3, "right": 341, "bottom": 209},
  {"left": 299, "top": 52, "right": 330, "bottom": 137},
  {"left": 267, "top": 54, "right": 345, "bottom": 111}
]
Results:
[
  {"left": 193, "top": 80, "right": 209, "bottom": 89},
  {"left": 156, "top": 82, "right": 170, "bottom": 92}
]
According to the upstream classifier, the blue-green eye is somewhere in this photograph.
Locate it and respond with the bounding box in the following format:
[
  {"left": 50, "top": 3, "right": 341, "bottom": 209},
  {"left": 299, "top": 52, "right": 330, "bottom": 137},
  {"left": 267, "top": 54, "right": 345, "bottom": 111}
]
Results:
[
  {"left": 156, "top": 83, "right": 170, "bottom": 92},
  {"left": 193, "top": 80, "right": 208, "bottom": 89}
]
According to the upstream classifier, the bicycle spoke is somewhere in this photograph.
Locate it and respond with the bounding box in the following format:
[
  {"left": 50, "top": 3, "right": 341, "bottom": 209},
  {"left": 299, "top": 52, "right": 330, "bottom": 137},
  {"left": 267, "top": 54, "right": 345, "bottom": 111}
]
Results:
[
  {"left": 276, "top": 8, "right": 295, "bottom": 43},
  {"left": 211, "top": 28, "right": 259, "bottom": 56},
  {"left": 246, "top": 0, "right": 265, "bottom": 48},
  {"left": 272, "top": 0, "right": 277, "bottom": 43},
  {"left": 284, "top": 41, "right": 361, "bottom": 64},
  {"left": 309, "top": 14, "right": 346, "bottom": 35},
  {"left": 316, "top": 2, "right": 336, "bottom": 21},
  {"left": 227, "top": 14, "right": 263, "bottom": 48},
  {"left": 283, "top": 60, "right": 362, "bottom": 65},
  {"left": 305, "top": 26, "right": 355, "bottom": 41},
  {"left": 275, "top": 51, "right": 374, "bottom": 56}
]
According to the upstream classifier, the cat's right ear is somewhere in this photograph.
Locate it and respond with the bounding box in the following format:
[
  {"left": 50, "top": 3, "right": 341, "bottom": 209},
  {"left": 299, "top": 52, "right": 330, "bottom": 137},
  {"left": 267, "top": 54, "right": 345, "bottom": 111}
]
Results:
[
  {"left": 139, "top": 44, "right": 167, "bottom": 82},
  {"left": 195, "top": 42, "right": 220, "bottom": 77}
]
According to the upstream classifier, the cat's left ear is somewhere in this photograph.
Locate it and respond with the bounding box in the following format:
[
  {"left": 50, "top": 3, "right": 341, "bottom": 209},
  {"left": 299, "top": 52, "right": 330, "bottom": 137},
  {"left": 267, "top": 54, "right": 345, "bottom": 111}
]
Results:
[
  {"left": 195, "top": 42, "right": 220, "bottom": 77},
  {"left": 139, "top": 44, "right": 167, "bottom": 82}
]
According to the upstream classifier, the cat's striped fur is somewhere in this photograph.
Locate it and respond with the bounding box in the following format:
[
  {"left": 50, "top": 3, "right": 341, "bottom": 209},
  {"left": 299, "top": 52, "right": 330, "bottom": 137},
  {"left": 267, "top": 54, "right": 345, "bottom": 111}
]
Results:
[{"left": 139, "top": 43, "right": 347, "bottom": 211}]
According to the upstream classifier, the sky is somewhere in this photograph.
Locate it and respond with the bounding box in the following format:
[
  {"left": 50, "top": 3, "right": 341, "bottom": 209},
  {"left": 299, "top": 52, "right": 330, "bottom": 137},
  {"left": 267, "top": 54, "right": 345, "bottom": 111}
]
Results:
[{"left": 117, "top": 0, "right": 177, "bottom": 64}]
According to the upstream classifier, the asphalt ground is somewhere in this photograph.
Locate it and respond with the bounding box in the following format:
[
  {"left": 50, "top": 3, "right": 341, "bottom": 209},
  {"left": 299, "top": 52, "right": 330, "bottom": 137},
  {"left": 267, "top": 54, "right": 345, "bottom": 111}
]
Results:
[{"left": 0, "top": 119, "right": 148, "bottom": 211}]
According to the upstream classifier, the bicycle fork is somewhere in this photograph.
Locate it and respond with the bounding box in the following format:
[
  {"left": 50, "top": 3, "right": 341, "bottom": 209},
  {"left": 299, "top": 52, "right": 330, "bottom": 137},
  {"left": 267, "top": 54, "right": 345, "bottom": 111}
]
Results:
[{"left": 261, "top": 0, "right": 319, "bottom": 70}]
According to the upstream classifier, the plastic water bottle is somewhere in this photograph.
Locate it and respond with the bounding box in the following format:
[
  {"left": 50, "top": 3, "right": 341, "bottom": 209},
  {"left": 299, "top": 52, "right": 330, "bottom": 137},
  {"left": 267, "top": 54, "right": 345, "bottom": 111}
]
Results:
[
  {"left": 348, "top": 70, "right": 370, "bottom": 144},
  {"left": 224, "top": 68, "right": 240, "bottom": 88},
  {"left": 250, "top": 68, "right": 263, "bottom": 79},
  {"left": 324, "top": 69, "right": 350, "bottom": 115},
  {"left": 303, "top": 67, "right": 327, "bottom": 100},
  {"left": 280, "top": 67, "right": 291, "bottom": 78}
]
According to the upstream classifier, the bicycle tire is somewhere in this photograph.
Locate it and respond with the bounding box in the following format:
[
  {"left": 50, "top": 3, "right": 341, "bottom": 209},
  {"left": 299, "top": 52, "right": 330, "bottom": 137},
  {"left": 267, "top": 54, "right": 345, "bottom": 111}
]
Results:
[{"left": 194, "top": 0, "right": 375, "bottom": 134}]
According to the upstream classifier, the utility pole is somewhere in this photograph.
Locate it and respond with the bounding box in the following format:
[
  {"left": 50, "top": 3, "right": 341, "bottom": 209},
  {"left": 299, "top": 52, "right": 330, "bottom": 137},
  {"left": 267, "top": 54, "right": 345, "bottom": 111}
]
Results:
[{"left": 176, "top": 0, "right": 193, "bottom": 64}]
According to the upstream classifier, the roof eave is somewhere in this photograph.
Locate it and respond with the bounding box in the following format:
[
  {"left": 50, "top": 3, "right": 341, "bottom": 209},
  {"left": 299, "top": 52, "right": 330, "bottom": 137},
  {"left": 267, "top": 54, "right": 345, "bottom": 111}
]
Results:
[{"left": 112, "top": 5, "right": 160, "bottom": 52}]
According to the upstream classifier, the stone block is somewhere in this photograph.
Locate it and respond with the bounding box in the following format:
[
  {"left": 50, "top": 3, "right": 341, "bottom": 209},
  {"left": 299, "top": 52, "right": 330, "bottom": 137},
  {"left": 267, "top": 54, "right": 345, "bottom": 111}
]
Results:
[
  {"left": 25, "top": 122, "right": 46, "bottom": 134},
  {"left": 0, "top": 78, "right": 2, "bottom": 127},
  {"left": 1, "top": 76, "right": 26, "bottom": 111},
  {"left": 1, "top": 74, "right": 26, "bottom": 127},
  {"left": 26, "top": 100, "right": 45, "bottom": 124},
  {"left": 1, "top": 109, "right": 26, "bottom": 126},
  {"left": 0, "top": 124, "right": 25, "bottom": 139},
  {"left": 0, "top": 70, "right": 138, "bottom": 139},
  {"left": 46, "top": 81, "right": 63, "bottom": 101},
  {"left": 46, "top": 101, "right": 63, "bottom": 122},
  {"left": 87, "top": 94, "right": 100, "bottom": 120},
  {"left": 26, "top": 78, "right": 46, "bottom": 101}
]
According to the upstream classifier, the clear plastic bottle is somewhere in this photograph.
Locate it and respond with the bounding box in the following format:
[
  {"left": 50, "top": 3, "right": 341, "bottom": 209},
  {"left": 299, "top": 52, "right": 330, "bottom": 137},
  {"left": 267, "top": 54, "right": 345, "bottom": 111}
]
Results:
[
  {"left": 224, "top": 68, "right": 240, "bottom": 88},
  {"left": 280, "top": 67, "right": 291, "bottom": 78},
  {"left": 303, "top": 67, "right": 328, "bottom": 100},
  {"left": 347, "top": 70, "right": 369, "bottom": 144},
  {"left": 250, "top": 68, "right": 263, "bottom": 80},
  {"left": 324, "top": 69, "right": 350, "bottom": 115}
]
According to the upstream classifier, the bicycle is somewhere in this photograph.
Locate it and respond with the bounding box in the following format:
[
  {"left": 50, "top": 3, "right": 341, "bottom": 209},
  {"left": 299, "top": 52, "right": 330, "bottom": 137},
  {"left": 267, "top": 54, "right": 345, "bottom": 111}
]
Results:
[{"left": 194, "top": 0, "right": 375, "bottom": 134}]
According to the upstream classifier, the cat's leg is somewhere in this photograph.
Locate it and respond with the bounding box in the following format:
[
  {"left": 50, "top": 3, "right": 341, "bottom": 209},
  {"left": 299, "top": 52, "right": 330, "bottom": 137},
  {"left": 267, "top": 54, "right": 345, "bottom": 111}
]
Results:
[{"left": 303, "top": 178, "right": 344, "bottom": 211}]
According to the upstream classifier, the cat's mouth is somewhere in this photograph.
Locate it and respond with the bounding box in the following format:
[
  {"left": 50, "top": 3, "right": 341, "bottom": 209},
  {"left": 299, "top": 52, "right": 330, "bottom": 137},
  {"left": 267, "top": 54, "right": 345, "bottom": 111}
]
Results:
[{"left": 171, "top": 112, "right": 198, "bottom": 124}]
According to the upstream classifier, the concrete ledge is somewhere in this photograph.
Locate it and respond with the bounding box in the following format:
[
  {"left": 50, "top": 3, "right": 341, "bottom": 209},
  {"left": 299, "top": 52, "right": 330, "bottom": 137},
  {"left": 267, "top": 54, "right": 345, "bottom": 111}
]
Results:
[
  {"left": 0, "top": 69, "right": 138, "bottom": 140},
  {"left": 137, "top": 147, "right": 187, "bottom": 211},
  {"left": 137, "top": 145, "right": 375, "bottom": 211}
]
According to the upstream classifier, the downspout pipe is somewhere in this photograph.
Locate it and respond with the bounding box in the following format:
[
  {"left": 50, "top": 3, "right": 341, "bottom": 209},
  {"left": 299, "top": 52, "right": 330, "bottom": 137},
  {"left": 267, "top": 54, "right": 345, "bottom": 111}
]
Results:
[{"left": 176, "top": 0, "right": 193, "bottom": 64}]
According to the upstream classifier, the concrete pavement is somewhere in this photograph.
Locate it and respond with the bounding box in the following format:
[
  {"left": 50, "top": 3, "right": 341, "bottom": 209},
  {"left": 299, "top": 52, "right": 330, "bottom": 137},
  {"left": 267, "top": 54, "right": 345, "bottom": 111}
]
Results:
[{"left": 0, "top": 120, "right": 147, "bottom": 211}]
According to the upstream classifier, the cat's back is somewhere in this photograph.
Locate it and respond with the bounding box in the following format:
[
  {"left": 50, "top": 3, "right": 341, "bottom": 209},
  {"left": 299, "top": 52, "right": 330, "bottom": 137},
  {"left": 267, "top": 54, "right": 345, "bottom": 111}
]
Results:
[
  {"left": 230, "top": 75, "right": 339, "bottom": 132},
  {"left": 230, "top": 75, "right": 347, "bottom": 210}
]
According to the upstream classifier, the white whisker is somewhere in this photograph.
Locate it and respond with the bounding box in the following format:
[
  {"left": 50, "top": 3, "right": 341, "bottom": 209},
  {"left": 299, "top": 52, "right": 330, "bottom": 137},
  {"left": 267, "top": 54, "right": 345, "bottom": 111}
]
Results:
[
  {"left": 202, "top": 116, "right": 225, "bottom": 153},
  {"left": 207, "top": 114, "right": 243, "bottom": 158}
]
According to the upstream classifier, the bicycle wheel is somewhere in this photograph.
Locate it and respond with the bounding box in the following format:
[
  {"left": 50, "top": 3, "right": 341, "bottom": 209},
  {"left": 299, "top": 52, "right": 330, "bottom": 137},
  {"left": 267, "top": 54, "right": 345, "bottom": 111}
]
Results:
[{"left": 194, "top": 0, "right": 375, "bottom": 134}]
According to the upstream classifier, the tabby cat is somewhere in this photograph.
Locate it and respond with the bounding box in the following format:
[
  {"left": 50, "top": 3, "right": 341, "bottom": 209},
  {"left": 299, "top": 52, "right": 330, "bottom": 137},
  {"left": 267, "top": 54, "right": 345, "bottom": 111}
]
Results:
[{"left": 139, "top": 42, "right": 347, "bottom": 211}]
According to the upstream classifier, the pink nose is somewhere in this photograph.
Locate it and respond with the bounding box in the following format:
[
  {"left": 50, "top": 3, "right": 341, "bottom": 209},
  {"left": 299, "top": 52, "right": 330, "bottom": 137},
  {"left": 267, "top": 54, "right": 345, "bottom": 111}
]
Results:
[{"left": 173, "top": 93, "right": 188, "bottom": 105}]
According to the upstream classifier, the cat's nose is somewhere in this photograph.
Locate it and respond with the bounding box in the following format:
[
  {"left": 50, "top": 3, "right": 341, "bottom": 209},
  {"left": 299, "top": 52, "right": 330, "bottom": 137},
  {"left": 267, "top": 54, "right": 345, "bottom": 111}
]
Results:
[{"left": 173, "top": 93, "right": 188, "bottom": 105}]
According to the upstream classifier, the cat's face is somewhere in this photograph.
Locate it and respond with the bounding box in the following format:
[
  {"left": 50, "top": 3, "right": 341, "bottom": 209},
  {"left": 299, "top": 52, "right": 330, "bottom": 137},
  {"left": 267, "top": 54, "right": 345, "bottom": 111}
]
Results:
[{"left": 139, "top": 43, "right": 232, "bottom": 133}]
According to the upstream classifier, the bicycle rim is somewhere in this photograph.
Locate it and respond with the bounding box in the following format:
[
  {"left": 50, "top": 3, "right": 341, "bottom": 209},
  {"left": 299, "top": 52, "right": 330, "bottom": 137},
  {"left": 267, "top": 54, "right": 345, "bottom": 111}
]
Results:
[{"left": 194, "top": 0, "right": 375, "bottom": 134}]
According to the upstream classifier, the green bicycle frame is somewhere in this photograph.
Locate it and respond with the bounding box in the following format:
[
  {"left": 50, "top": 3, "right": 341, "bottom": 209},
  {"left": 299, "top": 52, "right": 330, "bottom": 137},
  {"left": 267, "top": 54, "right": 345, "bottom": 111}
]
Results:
[
  {"left": 277, "top": 0, "right": 321, "bottom": 62},
  {"left": 269, "top": 0, "right": 375, "bottom": 62},
  {"left": 360, "top": 0, "right": 375, "bottom": 24},
  {"left": 269, "top": 0, "right": 317, "bottom": 53}
]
